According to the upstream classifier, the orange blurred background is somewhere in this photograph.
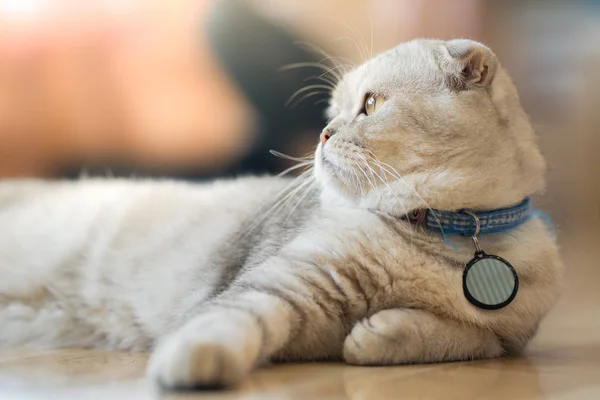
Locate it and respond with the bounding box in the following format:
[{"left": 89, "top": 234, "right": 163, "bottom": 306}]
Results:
[{"left": 0, "top": 0, "right": 598, "bottom": 233}]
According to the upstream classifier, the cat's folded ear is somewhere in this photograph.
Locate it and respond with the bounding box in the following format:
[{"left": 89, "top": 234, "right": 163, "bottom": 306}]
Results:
[{"left": 438, "top": 39, "right": 498, "bottom": 89}]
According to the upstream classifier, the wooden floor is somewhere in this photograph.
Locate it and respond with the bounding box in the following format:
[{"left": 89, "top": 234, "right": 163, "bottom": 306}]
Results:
[{"left": 1, "top": 233, "right": 599, "bottom": 400}]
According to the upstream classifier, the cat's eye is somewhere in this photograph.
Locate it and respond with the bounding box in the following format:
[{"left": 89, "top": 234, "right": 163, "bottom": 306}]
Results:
[{"left": 364, "top": 93, "right": 385, "bottom": 116}]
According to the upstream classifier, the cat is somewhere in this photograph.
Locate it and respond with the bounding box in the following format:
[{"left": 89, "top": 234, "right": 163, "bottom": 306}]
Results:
[{"left": 0, "top": 39, "right": 563, "bottom": 389}]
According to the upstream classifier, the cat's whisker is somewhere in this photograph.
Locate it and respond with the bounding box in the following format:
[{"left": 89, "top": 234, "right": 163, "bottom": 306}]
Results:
[
  {"left": 293, "top": 40, "right": 350, "bottom": 79},
  {"left": 353, "top": 164, "right": 366, "bottom": 197},
  {"left": 277, "top": 161, "right": 314, "bottom": 178},
  {"left": 302, "top": 76, "right": 336, "bottom": 91},
  {"left": 312, "top": 15, "right": 366, "bottom": 63},
  {"left": 240, "top": 169, "right": 314, "bottom": 239},
  {"left": 269, "top": 150, "right": 313, "bottom": 163},
  {"left": 314, "top": 98, "right": 331, "bottom": 106},
  {"left": 270, "top": 167, "right": 314, "bottom": 200},
  {"left": 259, "top": 174, "right": 315, "bottom": 230},
  {"left": 355, "top": 153, "right": 381, "bottom": 184},
  {"left": 279, "top": 63, "right": 343, "bottom": 82},
  {"left": 319, "top": 64, "right": 353, "bottom": 80},
  {"left": 355, "top": 155, "right": 414, "bottom": 232},
  {"left": 371, "top": 160, "right": 426, "bottom": 204},
  {"left": 367, "top": 157, "right": 447, "bottom": 237},
  {"left": 368, "top": 14, "right": 374, "bottom": 59},
  {"left": 282, "top": 40, "right": 348, "bottom": 84},
  {"left": 345, "top": 19, "right": 370, "bottom": 63},
  {"left": 283, "top": 179, "right": 317, "bottom": 224},
  {"left": 352, "top": 159, "right": 377, "bottom": 191},
  {"left": 293, "top": 40, "right": 336, "bottom": 60},
  {"left": 301, "top": 82, "right": 334, "bottom": 93},
  {"left": 320, "top": 64, "right": 352, "bottom": 80},
  {"left": 288, "top": 91, "right": 330, "bottom": 108},
  {"left": 355, "top": 154, "right": 417, "bottom": 239},
  {"left": 359, "top": 155, "right": 391, "bottom": 191},
  {"left": 365, "top": 157, "right": 413, "bottom": 225},
  {"left": 316, "top": 55, "right": 356, "bottom": 70},
  {"left": 349, "top": 160, "right": 367, "bottom": 197},
  {"left": 364, "top": 162, "right": 381, "bottom": 192},
  {"left": 286, "top": 85, "right": 333, "bottom": 108},
  {"left": 358, "top": 153, "right": 410, "bottom": 218},
  {"left": 330, "top": 35, "right": 366, "bottom": 63},
  {"left": 240, "top": 182, "right": 311, "bottom": 240},
  {"left": 278, "top": 62, "right": 331, "bottom": 72},
  {"left": 367, "top": 157, "right": 415, "bottom": 197}
]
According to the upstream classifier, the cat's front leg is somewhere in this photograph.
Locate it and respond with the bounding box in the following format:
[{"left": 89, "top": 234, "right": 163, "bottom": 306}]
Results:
[
  {"left": 148, "top": 289, "right": 296, "bottom": 388},
  {"left": 148, "top": 226, "right": 355, "bottom": 388},
  {"left": 343, "top": 308, "right": 503, "bottom": 365}
]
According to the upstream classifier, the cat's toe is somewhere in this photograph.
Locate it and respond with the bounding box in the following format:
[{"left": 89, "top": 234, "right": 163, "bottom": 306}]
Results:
[
  {"left": 148, "top": 336, "right": 248, "bottom": 389},
  {"left": 342, "top": 328, "right": 369, "bottom": 365},
  {"left": 343, "top": 309, "right": 422, "bottom": 365},
  {"left": 343, "top": 320, "right": 390, "bottom": 365}
]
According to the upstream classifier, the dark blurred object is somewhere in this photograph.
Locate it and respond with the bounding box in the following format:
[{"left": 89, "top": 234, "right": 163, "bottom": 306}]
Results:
[
  {"left": 205, "top": 0, "right": 328, "bottom": 176},
  {"left": 62, "top": 0, "right": 328, "bottom": 179}
]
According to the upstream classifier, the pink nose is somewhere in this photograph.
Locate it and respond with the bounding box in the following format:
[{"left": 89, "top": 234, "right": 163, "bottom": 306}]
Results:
[{"left": 320, "top": 130, "right": 331, "bottom": 145}]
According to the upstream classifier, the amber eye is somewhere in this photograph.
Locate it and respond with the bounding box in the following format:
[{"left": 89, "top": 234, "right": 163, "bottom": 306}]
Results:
[{"left": 364, "top": 93, "right": 385, "bottom": 116}]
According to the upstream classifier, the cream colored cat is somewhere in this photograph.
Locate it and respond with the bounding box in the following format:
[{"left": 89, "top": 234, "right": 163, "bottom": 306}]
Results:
[{"left": 0, "top": 39, "right": 563, "bottom": 389}]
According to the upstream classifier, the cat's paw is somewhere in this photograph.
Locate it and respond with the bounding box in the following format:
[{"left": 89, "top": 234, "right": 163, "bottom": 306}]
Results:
[
  {"left": 343, "top": 309, "right": 423, "bottom": 365},
  {"left": 148, "top": 335, "right": 250, "bottom": 389}
]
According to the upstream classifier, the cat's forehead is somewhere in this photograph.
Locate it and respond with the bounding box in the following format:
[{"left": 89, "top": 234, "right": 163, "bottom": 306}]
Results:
[{"left": 335, "top": 40, "right": 444, "bottom": 100}]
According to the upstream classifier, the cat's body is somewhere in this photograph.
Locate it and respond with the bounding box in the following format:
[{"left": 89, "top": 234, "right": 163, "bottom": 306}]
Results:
[
  {"left": 0, "top": 39, "right": 563, "bottom": 388},
  {"left": 0, "top": 177, "right": 308, "bottom": 349}
]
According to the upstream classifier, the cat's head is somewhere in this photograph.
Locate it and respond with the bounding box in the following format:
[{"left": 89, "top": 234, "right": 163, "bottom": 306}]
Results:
[{"left": 314, "top": 39, "right": 546, "bottom": 214}]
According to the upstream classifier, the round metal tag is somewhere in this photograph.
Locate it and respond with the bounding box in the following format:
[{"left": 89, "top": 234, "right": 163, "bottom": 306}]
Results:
[{"left": 463, "top": 252, "right": 518, "bottom": 310}]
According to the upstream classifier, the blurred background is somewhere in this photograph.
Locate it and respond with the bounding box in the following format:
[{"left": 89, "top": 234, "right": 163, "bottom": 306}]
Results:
[{"left": 0, "top": 0, "right": 598, "bottom": 235}]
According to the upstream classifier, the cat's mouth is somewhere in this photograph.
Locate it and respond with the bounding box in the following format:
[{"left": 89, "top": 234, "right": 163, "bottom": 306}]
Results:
[
  {"left": 316, "top": 144, "right": 356, "bottom": 192},
  {"left": 321, "top": 152, "right": 342, "bottom": 173}
]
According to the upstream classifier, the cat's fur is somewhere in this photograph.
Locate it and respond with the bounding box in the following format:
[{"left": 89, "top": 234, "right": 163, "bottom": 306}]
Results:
[{"left": 0, "top": 39, "right": 563, "bottom": 388}]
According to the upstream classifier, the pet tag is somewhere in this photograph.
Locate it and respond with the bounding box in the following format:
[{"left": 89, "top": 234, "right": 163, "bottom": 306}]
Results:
[
  {"left": 463, "top": 251, "right": 518, "bottom": 310},
  {"left": 462, "top": 211, "right": 519, "bottom": 310}
]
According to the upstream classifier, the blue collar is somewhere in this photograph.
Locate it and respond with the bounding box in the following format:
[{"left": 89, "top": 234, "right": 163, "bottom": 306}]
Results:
[{"left": 409, "top": 198, "right": 532, "bottom": 236}]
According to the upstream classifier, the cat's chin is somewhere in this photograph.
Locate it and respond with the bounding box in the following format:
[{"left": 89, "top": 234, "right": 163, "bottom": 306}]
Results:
[
  {"left": 314, "top": 146, "right": 362, "bottom": 206},
  {"left": 318, "top": 183, "right": 357, "bottom": 209}
]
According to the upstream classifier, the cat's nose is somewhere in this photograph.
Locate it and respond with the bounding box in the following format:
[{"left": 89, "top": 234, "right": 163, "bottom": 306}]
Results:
[{"left": 320, "top": 130, "right": 331, "bottom": 145}]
